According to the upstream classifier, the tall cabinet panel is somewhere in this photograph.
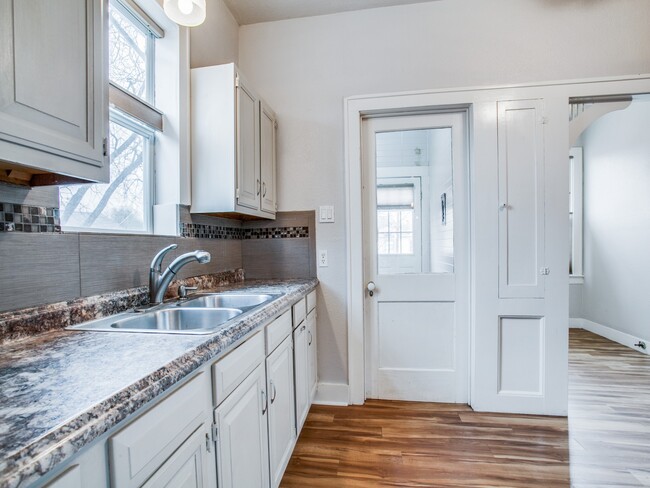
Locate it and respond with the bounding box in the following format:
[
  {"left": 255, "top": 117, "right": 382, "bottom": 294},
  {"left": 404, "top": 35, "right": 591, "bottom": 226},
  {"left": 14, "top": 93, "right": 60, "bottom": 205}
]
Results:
[
  {"left": 0, "top": 0, "right": 108, "bottom": 183},
  {"left": 497, "top": 99, "right": 545, "bottom": 299}
]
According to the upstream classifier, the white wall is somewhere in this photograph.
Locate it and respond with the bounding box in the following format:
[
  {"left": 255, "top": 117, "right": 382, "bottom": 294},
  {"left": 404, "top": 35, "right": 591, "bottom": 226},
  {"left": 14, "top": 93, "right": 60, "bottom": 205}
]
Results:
[
  {"left": 581, "top": 100, "right": 650, "bottom": 340},
  {"left": 190, "top": 0, "right": 239, "bottom": 68},
  {"left": 235, "top": 0, "right": 650, "bottom": 388}
]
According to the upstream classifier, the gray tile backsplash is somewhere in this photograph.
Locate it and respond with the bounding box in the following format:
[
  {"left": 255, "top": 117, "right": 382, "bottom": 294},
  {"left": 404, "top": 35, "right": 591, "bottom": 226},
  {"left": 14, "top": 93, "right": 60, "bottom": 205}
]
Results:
[{"left": 0, "top": 209, "right": 316, "bottom": 313}]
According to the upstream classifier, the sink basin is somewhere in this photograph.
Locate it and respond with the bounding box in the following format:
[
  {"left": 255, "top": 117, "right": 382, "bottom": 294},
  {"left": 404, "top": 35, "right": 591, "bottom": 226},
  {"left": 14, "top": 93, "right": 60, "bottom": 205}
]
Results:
[
  {"left": 68, "top": 307, "right": 243, "bottom": 335},
  {"left": 179, "top": 293, "right": 275, "bottom": 310},
  {"left": 66, "top": 292, "right": 282, "bottom": 335},
  {"left": 109, "top": 308, "right": 242, "bottom": 333}
]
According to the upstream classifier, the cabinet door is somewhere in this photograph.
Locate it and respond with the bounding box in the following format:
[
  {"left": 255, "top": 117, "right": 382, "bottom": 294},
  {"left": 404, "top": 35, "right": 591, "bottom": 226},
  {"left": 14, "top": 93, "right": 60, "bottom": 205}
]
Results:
[
  {"left": 260, "top": 101, "right": 277, "bottom": 215},
  {"left": 141, "top": 422, "right": 216, "bottom": 488},
  {"left": 215, "top": 364, "right": 270, "bottom": 488},
  {"left": 266, "top": 336, "right": 296, "bottom": 488},
  {"left": 497, "top": 99, "right": 545, "bottom": 298},
  {"left": 293, "top": 323, "right": 310, "bottom": 433},
  {"left": 236, "top": 75, "right": 261, "bottom": 211},
  {"left": 307, "top": 310, "right": 318, "bottom": 402},
  {"left": 0, "top": 0, "right": 107, "bottom": 180}
]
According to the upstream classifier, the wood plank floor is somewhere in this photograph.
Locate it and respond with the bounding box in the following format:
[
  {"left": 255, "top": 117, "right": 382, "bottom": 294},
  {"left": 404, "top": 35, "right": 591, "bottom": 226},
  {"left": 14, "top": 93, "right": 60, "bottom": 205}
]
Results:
[{"left": 281, "top": 329, "right": 650, "bottom": 487}]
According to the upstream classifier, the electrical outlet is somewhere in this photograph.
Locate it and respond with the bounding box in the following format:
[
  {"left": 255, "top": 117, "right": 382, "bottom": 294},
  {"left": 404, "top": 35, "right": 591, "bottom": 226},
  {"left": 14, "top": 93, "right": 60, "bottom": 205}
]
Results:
[{"left": 318, "top": 250, "right": 328, "bottom": 267}]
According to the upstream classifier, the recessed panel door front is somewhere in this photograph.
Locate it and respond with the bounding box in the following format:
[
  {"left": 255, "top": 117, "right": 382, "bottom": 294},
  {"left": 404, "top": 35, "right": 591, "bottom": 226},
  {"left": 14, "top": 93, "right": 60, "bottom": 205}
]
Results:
[{"left": 362, "top": 112, "right": 469, "bottom": 403}]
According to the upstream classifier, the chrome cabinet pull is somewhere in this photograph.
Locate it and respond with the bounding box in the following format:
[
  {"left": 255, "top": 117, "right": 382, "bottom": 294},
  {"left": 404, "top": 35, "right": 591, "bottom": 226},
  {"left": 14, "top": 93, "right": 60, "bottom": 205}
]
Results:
[
  {"left": 262, "top": 181, "right": 267, "bottom": 197},
  {"left": 256, "top": 179, "right": 261, "bottom": 195},
  {"left": 261, "top": 389, "right": 267, "bottom": 414},
  {"left": 270, "top": 381, "right": 277, "bottom": 404},
  {"left": 308, "top": 330, "right": 312, "bottom": 346}
]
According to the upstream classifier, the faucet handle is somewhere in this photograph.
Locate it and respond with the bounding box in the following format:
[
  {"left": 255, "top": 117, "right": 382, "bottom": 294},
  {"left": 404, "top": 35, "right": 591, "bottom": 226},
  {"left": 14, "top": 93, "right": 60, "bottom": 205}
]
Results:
[
  {"left": 178, "top": 285, "right": 198, "bottom": 299},
  {"left": 150, "top": 244, "right": 178, "bottom": 272}
]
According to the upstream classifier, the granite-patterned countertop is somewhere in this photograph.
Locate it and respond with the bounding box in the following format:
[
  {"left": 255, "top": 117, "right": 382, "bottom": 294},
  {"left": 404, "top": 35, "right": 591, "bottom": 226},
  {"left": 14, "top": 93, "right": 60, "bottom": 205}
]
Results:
[{"left": 0, "top": 278, "right": 318, "bottom": 488}]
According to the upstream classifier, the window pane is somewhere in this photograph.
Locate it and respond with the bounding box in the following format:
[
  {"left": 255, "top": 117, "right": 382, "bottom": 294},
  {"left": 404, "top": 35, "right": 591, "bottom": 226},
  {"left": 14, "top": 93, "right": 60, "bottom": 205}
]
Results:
[
  {"left": 109, "top": 3, "right": 150, "bottom": 101},
  {"left": 377, "top": 210, "right": 389, "bottom": 233},
  {"left": 400, "top": 209, "right": 413, "bottom": 232},
  {"left": 59, "top": 120, "right": 149, "bottom": 232},
  {"left": 401, "top": 234, "right": 413, "bottom": 254}
]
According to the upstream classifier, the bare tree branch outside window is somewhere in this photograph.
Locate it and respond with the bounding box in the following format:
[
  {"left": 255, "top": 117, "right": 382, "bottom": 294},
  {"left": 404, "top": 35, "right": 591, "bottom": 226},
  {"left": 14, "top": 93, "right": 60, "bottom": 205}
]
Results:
[{"left": 59, "top": 1, "right": 154, "bottom": 233}]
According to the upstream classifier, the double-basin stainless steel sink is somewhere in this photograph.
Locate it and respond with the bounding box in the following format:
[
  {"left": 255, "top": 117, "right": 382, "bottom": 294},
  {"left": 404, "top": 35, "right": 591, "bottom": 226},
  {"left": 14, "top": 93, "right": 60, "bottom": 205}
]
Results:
[{"left": 67, "top": 293, "right": 280, "bottom": 335}]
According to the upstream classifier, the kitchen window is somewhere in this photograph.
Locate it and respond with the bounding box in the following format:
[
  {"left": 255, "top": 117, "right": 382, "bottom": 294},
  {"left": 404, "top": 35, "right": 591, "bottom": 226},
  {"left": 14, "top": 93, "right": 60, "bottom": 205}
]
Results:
[
  {"left": 59, "top": 0, "right": 164, "bottom": 233},
  {"left": 377, "top": 183, "right": 416, "bottom": 256}
]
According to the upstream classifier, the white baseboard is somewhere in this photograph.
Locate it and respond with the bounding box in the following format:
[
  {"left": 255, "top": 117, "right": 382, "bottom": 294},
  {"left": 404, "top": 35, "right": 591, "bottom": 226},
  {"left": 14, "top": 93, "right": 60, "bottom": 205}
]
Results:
[
  {"left": 569, "top": 318, "right": 584, "bottom": 329},
  {"left": 313, "top": 382, "right": 349, "bottom": 406},
  {"left": 573, "top": 318, "right": 649, "bottom": 355}
]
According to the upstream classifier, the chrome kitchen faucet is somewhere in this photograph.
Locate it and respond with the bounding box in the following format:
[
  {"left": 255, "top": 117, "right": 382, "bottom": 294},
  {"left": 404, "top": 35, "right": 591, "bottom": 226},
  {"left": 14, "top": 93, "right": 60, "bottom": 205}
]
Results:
[{"left": 149, "top": 244, "right": 211, "bottom": 305}]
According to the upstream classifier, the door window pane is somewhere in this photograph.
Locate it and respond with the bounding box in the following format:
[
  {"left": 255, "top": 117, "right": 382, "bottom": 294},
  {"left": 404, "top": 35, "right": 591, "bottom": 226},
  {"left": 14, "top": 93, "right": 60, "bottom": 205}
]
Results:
[{"left": 376, "top": 128, "right": 454, "bottom": 274}]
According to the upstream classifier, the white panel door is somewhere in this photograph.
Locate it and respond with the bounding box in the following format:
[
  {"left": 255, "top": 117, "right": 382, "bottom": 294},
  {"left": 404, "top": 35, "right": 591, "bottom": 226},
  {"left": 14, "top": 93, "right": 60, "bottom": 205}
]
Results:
[
  {"left": 363, "top": 112, "right": 469, "bottom": 403},
  {"left": 266, "top": 336, "right": 296, "bottom": 488},
  {"left": 215, "top": 364, "right": 270, "bottom": 488},
  {"left": 498, "top": 100, "right": 545, "bottom": 298},
  {"left": 236, "top": 76, "right": 260, "bottom": 211}
]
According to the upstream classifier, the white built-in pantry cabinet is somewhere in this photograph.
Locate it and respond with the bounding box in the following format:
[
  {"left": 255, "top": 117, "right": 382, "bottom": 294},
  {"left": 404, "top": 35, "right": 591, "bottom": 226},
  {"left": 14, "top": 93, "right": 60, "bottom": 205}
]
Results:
[
  {"left": 35, "top": 293, "right": 318, "bottom": 488},
  {"left": 0, "top": 0, "right": 108, "bottom": 185},
  {"left": 191, "top": 63, "right": 277, "bottom": 219}
]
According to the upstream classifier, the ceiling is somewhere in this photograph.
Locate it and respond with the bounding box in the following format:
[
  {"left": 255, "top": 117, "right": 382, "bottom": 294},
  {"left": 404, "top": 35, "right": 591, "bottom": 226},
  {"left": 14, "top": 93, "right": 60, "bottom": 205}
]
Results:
[{"left": 222, "top": 0, "right": 437, "bottom": 25}]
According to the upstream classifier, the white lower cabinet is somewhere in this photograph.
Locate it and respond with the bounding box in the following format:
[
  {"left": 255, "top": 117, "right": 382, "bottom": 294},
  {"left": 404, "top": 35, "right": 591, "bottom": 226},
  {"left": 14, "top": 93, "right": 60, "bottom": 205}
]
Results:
[
  {"left": 109, "top": 372, "right": 213, "bottom": 488},
  {"left": 34, "top": 292, "right": 319, "bottom": 488},
  {"left": 142, "top": 422, "right": 216, "bottom": 488},
  {"left": 214, "top": 363, "right": 270, "bottom": 488},
  {"left": 266, "top": 336, "right": 296, "bottom": 488}
]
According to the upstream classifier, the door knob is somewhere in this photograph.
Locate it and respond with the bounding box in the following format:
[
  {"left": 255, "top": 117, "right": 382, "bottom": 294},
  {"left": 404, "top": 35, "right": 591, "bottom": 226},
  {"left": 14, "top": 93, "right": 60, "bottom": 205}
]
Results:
[{"left": 367, "top": 281, "right": 376, "bottom": 297}]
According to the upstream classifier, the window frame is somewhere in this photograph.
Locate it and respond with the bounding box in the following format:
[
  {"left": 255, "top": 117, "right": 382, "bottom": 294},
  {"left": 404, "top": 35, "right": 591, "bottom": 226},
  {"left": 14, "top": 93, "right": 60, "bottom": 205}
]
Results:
[{"left": 60, "top": 0, "right": 165, "bottom": 235}]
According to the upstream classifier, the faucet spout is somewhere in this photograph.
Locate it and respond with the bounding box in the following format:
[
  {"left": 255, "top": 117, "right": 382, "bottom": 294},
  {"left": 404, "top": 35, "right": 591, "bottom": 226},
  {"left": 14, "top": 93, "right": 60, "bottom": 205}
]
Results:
[{"left": 149, "top": 248, "right": 211, "bottom": 305}]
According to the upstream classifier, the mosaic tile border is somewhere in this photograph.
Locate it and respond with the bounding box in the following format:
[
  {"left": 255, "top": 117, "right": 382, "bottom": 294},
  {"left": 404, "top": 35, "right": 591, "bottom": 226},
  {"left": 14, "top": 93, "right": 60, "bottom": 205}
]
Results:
[
  {"left": 180, "top": 223, "right": 309, "bottom": 240},
  {"left": 179, "top": 223, "right": 242, "bottom": 239},
  {"left": 242, "top": 226, "right": 309, "bottom": 239},
  {"left": 0, "top": 203, "right": 61, "bottom": 233}
]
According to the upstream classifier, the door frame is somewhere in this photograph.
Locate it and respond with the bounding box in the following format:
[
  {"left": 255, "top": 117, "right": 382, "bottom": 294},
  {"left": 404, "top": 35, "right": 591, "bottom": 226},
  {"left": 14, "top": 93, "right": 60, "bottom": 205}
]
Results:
[{"left": 344, "top": 75, "right": 650, "bottom": 407}]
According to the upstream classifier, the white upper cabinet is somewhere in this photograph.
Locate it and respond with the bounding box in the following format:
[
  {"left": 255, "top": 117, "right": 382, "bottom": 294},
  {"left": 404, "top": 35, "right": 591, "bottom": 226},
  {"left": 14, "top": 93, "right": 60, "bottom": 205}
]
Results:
[
  {"left": 0, "top": 0, "right": 108, "bottom": 185},
  {"left": 191, "top": 63, "right": 277, "bottom": 219}
]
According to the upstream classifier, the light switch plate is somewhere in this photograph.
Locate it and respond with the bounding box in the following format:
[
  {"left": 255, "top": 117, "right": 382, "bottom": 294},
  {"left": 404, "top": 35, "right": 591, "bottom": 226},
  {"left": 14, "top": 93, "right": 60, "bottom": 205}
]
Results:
[{"left": 319, "top": 205, "right": 335, "bottom": 223}]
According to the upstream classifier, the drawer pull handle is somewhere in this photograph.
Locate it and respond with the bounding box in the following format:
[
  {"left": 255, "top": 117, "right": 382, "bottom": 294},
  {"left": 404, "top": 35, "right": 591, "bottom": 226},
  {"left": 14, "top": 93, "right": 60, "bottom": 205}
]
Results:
[
  {"left": 256, "top": 179, "right": 261, "bottom": 196},
  {"left": 308, "top": 331, "right": 312, "bottom": 346}
]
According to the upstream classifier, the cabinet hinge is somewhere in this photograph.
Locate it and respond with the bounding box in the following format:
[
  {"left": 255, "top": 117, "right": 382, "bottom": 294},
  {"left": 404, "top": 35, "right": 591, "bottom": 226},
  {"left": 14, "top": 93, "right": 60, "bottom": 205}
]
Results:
[
  {"left": 211, "top": 423, "right": 218, "bottom": 442},
  {"left": 102, "top": 138, "right": 108, "bottom": 157}
]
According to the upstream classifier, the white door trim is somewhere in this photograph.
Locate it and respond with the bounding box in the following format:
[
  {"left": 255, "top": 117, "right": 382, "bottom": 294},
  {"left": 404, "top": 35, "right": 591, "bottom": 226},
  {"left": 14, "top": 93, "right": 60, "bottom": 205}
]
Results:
[{"left": 345, "top": 74, "right": 650, "bottom": 407}]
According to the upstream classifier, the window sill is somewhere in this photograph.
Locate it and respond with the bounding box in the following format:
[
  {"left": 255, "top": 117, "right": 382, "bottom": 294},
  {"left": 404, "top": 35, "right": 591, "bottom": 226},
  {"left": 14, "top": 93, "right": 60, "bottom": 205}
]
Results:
[{"left": 570, "top": 275, "right": 584, "bottom": 285}]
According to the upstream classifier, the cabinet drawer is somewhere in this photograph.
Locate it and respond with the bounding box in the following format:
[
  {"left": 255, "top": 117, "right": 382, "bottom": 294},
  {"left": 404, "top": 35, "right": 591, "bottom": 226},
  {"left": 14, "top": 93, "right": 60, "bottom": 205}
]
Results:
[
  {"left": 292, "top": 298, "right": 306, "bottom": 329},
  {"left": 307, "top": 290, "right": 317, "bottom": 313},
  {"left": 213, "top": 331, "right": 264, "bottom": 406},
  {"left": 266, "top": 310, "right": 292, "bottom": 354},
  {"left": 109, "top": 372, "right": 210, "bottom": 488}
]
